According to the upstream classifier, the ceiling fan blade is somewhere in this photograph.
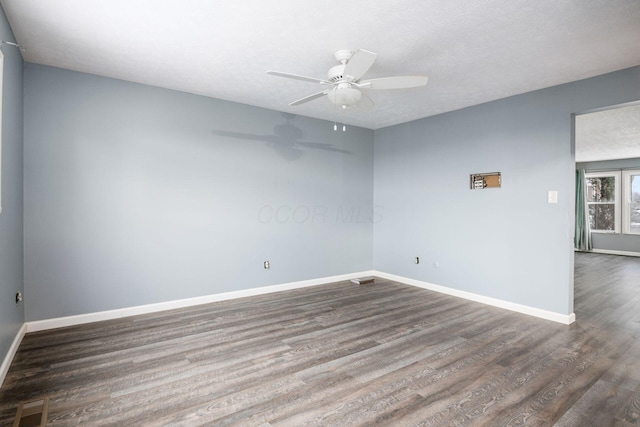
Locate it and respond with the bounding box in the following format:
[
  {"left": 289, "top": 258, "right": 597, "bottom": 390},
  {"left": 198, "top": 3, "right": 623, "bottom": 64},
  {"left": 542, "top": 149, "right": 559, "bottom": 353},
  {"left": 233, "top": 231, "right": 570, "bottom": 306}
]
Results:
[
  {"left": 267, "top": 70, "right": 331, "bottom": 85},
  {"left": 289, "top": 90, "right": 330, "bottom": 106},
  {"left": 354, "top": 93, "right": 375, "bottom": 111},
  {"left": 343, "top": 49, "right": 377, "bottom": 81},
  {"left": 359, "top": 75, "right": 428, "bottom": 90}
]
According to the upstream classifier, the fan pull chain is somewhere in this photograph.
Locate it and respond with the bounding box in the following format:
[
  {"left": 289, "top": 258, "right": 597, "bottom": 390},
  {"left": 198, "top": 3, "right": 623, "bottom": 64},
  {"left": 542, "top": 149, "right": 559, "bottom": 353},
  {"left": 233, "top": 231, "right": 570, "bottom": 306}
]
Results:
[{"left": 333, "top": 122, "right": 346, "bottom": 132}]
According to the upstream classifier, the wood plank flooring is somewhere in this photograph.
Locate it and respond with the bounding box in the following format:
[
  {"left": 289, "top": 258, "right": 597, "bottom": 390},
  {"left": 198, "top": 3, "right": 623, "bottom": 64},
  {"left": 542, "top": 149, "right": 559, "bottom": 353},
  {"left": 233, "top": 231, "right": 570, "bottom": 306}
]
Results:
[{"left": 1, "top": 252, "right": 639, "bottom": 426}]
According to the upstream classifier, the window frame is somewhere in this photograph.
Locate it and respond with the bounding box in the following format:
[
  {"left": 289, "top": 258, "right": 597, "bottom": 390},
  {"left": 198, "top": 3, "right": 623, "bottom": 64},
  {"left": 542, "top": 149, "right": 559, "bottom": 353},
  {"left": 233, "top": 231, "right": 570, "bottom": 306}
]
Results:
[
  {"left": 585, "top": 171, "right": 620, "bottom": 234},
  {"left": 622, "top": 169, "right": 640, "bottom": 235}
]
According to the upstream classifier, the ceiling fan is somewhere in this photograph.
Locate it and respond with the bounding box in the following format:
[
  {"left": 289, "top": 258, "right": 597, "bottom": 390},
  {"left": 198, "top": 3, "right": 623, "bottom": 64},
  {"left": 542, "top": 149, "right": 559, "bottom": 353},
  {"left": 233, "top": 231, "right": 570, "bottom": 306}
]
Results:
[{"left": 267, "top": 49, "right": 428, "bottom": 111}]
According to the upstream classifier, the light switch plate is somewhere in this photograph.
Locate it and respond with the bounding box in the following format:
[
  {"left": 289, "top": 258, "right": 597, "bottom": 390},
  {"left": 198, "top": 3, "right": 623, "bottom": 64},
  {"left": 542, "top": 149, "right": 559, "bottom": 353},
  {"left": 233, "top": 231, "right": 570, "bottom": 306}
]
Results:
[{"left": 548, "top": 190, "right": 558, "bottom": 204}]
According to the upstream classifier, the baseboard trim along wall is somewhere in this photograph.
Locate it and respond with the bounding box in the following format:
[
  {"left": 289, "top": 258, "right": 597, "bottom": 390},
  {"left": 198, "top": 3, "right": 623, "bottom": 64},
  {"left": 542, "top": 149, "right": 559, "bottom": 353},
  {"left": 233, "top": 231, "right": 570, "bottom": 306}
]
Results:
[
  {"left": 25, "top": 271, "right": 376, "bottom": 333},
  {"left": 590, "top": 249, "right": 640, "bottom": 258},
  {"left": 3, "top": 269, "right": 575, "bottom": 382},
  {"left": 372, "top": 271, "right": 576, "bottom": 325},
  {"left": 0, "top": 324, "right": 26, "bottom": 389},
  {"left": 24, "top": 269, "right": 575, "bottom": 335}
]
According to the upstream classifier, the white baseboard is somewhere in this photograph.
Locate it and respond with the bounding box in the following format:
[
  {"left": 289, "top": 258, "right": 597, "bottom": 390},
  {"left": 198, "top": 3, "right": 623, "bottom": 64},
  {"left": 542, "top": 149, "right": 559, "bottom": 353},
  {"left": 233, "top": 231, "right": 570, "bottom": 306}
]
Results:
[
  {"left": 372, "top": 271, "right": 576, "bottom": 325},
  {"left": 0, "top": 269, "right": 578, "bottom": 384},
  {"left": 0, "top": 323, "right": 26, "bottom": 388},
  {"left": 589, "top": 249, "right": 640, "bottom": 258},
  {"left": 24, "top": 267, "right": 575, "bottom": 335},
  {"left": 25, "top": 271, "right": 375, "bottom": 333}
]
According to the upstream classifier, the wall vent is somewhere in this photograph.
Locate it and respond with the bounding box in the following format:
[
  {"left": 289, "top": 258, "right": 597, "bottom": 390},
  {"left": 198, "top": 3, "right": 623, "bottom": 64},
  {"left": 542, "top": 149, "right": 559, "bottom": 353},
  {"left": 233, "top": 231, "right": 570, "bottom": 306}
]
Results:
[{"left": 351, "top": 276, "right": 375, "bottom": 285}]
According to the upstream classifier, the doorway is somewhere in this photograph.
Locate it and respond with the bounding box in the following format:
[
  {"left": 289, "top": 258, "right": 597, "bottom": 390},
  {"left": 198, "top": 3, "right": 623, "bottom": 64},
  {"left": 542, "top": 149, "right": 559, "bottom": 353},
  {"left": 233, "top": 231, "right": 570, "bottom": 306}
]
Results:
[{"left": 573, "top": 102, "right": 640, "bottom": 325}]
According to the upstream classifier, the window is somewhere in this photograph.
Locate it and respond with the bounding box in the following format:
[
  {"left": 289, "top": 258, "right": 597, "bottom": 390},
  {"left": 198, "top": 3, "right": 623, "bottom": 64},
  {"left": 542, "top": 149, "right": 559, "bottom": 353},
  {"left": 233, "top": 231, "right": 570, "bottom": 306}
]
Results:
[
  {"left": 585, "top": 171, "right": 620, "bottom": 233},
  {"left": 584, "top": 169, "right": 640, "bottom": 235},
  {"left": 622, "top": 170, "right": 640, "bottom": 235}
]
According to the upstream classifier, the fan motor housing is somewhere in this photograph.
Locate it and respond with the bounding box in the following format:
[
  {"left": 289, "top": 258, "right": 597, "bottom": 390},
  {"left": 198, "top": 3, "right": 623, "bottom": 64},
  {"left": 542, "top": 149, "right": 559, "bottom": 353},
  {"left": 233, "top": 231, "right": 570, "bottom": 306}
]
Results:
[{"left": 327, "top": 64, "right": 347, "bottom": 83}]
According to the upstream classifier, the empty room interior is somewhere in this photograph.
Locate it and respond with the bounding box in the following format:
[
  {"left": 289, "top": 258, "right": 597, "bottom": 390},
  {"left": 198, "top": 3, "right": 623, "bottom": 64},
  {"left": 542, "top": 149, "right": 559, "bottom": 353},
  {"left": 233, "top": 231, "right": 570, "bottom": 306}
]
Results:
[{"left": 1, "top": 1, "right": 640, "bottom": 426}]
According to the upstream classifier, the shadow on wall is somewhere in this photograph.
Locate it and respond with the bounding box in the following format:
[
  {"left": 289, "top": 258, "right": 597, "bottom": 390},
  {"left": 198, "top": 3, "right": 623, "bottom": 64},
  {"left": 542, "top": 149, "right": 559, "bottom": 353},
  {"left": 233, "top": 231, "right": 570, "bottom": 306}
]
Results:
[{"left": 212, "top": 113, "right": 352, "bottom": 161}]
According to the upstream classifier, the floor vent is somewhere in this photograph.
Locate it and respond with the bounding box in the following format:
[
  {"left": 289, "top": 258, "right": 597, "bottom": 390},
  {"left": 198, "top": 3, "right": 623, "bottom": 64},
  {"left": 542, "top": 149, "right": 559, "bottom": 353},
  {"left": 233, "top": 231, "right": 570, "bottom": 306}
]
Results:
[
  {"left": 13, "top": 397, "right": 49, "bottom": 427},
  {"left": 351, "top": 276, "right": 375, "bottom": 285}
]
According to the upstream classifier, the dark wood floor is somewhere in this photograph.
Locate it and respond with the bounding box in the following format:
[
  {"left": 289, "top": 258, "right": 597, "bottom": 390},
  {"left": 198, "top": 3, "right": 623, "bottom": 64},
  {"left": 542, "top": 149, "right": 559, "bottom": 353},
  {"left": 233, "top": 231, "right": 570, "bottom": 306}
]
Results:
[{"left": 1, "top": 252, "right": 639, "bottom": 426}]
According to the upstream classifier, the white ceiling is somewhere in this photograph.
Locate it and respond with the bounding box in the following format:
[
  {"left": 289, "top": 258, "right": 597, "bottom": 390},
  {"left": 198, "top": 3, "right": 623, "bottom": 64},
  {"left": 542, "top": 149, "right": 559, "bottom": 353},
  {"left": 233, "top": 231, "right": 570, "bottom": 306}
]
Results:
[
  {"left": 1, "top": 0, "right": 639, "bottom": 130},
  {"left": 576, "top": 103, "right": 640, "bottom": 162}
]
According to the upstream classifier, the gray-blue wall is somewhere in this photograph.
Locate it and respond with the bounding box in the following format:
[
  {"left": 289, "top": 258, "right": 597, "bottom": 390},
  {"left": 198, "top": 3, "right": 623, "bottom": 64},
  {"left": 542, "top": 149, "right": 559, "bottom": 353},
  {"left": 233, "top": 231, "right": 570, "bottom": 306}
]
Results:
[
  {"left": 374, "top": 67, "right": 640, "bottom": 316},
  {"left": 577, "top": 157, "right": 640, "bottom": 254},
  {"left": 0, "top": 7, "right": 24, "bottom": 364},
  {"left": 18, "top": 60, "right": 640, "bottom": 324},
  {"left": 24, "top": 64, "right": 374, "bottom": 321}
]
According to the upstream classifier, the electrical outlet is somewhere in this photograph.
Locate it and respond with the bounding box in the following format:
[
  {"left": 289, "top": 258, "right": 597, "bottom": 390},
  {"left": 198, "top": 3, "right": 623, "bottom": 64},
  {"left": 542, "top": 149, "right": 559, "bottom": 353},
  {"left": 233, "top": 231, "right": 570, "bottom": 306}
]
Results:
[
  {"left": 16, "top": 291, "right": 23, "bottom": 304},
  {"left": 414, "top": 256, "right": 420, "bottom": 264},
  {"left": 263, "top": 260, "right": 270, "bottom": 270}
]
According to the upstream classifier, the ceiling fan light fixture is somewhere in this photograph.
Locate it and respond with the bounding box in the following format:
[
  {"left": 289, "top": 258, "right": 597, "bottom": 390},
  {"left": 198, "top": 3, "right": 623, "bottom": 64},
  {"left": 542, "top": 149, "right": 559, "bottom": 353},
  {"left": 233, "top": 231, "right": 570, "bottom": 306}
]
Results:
[{"left": 327, "top": 85, "right": 362, "bottom": 108}]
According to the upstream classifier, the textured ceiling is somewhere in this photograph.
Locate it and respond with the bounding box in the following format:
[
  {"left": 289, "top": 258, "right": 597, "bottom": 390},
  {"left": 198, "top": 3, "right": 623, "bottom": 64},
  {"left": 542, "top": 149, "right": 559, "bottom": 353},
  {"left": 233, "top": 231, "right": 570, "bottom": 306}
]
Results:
[
  {"left": 576, "top": 104, "right": 640, "bottom": 163},
  {"left": 1, "top": 0, "right": 639, "bottom": 130}
]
